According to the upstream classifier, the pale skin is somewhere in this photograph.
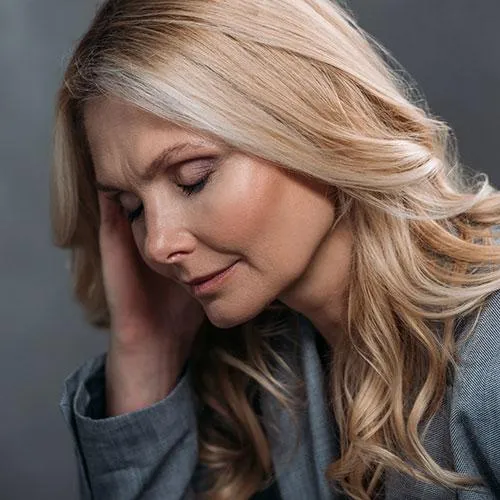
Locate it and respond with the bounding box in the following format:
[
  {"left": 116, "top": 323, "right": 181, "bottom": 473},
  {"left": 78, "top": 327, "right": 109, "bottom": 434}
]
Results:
[{"left": 84, "top": 97, "right": 353, "bottom": 416}]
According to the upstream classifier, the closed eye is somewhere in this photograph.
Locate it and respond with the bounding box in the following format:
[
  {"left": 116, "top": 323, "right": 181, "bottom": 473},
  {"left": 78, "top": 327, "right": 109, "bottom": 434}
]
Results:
[
  {"left": 109, "top": 172, "right": 214, "bottom": 223},
  {"left": 178, "top": 174, "right": 211, "bottom": 197}
]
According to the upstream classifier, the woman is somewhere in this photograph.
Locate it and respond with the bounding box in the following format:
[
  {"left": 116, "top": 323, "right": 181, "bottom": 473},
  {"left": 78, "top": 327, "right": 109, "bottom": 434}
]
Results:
[{"left": 52, "top": 0, "right": 500, "bottom": 499}]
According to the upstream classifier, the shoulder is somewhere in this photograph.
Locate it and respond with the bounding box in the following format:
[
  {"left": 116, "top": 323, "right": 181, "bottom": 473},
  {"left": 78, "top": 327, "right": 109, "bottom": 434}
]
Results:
[
  {"left": 449, "top": 288, "right": 500, "bottom": 488},
  {"left": 453, "top": 288, "right": 500, "bottom": 402}
]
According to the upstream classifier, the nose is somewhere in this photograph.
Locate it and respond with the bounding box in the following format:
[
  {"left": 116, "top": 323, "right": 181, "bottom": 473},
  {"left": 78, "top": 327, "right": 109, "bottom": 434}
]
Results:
[{"left": 143, "top": 210, "right": 197, "bottom": 266}]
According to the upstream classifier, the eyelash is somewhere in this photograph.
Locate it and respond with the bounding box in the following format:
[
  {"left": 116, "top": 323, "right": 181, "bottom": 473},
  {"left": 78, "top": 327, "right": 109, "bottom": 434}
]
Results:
[{"left": 114, "top": 172, "right": 213, "bottom": 223}]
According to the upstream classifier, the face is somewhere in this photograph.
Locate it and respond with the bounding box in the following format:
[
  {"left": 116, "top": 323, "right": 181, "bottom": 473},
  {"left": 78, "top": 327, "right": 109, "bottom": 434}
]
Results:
[{"left": 84, "top": 97, "right": 351, "bottom": 332}]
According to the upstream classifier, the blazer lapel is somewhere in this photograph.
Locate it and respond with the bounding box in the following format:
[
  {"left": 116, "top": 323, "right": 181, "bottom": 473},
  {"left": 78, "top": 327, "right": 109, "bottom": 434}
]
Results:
[{"left": 261, "top": 315, "right": 343, "bottom": 499}]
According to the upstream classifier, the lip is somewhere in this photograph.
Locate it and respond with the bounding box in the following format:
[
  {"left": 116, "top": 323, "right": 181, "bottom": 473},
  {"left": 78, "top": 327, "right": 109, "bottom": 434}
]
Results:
[
  {"left": 185, "top": 265, "right": 233, "bottom": 286},
  {"left": 189, "top": 261, "right": 239, "bottom": 296}
]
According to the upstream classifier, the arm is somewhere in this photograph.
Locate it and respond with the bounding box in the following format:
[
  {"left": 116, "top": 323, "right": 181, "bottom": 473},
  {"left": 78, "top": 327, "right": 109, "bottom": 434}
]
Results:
[
  {"left": 60, "top": 353, "right": 204, "bottom": 500},
  {"left": 58, "top": 193, "right": 209, "bottom": 499}
]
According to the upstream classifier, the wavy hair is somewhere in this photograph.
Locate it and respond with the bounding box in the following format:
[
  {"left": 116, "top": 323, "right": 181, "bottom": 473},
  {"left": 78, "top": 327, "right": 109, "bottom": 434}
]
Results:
[{"left": 51, "top": 1, "right": 500, "bottom": 498}]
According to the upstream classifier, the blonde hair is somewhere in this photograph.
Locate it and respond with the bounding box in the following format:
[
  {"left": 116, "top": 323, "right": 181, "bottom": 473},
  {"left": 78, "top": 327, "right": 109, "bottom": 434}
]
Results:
[{"left": 51, "top": 1, "right": 500, "bottom": 498}]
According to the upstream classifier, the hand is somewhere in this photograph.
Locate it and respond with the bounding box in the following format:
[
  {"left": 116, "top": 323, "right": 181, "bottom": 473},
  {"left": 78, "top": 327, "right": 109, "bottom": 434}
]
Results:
[{"left": 97, "top": 193, "right": 206, "bottom": 416}]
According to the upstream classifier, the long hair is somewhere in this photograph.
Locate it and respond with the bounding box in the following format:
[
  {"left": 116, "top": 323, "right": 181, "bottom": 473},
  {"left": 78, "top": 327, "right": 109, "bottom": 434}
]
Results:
[{"left": 51, "top": 1, "right": 500, "bottom": 498}]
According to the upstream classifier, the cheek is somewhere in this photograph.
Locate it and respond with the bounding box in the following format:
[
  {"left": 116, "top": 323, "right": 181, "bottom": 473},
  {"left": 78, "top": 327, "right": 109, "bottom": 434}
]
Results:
[
  {"left": 231, "top": 175, "right": 335, "bottom": 276},
  {"left": 203, "top": 166, "right": 283, "bottom": 250}
]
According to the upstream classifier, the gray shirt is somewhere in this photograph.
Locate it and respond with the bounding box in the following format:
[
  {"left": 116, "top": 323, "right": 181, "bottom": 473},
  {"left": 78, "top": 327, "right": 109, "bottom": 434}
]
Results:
[{"left": 60, "top": 289, "right": 500, "bottom": 499}]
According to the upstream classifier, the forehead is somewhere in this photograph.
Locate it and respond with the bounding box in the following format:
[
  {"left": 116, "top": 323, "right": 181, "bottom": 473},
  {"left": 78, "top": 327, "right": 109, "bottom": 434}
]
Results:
[{"left": 83, "top": 98, "right": 218, "bottom": 185}]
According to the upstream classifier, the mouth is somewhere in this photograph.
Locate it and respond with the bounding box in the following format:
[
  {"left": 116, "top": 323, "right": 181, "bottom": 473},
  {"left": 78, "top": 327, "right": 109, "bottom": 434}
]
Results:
[
  {"left": 184, "top": 263, "right": 235, "bottom": 286},
  {"left": 188, "top": 261, "right": 239, "bottom": 296}
]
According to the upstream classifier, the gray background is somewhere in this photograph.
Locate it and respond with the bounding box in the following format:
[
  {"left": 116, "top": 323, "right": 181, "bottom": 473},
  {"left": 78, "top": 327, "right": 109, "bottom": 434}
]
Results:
[{"left": 1, "top": 1, "right": 498, "bottom": 499}]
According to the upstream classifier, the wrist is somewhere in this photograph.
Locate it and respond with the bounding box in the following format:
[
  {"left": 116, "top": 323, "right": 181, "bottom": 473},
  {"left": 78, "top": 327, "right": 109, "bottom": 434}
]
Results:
[{"left": 104, "top": 350, "right": 186, "bottom": 416}]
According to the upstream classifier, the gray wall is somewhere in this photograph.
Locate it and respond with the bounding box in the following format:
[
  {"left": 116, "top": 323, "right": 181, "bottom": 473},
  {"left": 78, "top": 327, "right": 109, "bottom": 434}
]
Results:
[{"left": 1, "top": 1, "right": 498, "bottom": 499}]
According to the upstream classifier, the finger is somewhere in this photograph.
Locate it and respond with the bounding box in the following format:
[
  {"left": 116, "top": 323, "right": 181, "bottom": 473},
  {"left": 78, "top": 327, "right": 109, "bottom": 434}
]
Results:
[
  {"left": 98, "top": 192, "right": 125, "bottom": 231},
  {"left": 97, "top": 192, "right": 143, "bottom": 288},
  {"left": 97, "top": 192, "right": 135, "bottom": 249}
]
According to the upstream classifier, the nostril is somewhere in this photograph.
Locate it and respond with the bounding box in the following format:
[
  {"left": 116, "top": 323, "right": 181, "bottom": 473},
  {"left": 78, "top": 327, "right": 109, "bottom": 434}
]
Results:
[
  {"left": 144, "top": 225, "right": 197, "bottom": 265},
  {"left": 165, "top": 252, "right": 186, "bottom": 264}
]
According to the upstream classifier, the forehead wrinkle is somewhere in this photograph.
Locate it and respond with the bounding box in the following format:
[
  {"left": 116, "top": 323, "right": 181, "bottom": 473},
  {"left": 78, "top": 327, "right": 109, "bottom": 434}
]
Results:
[
  {"left": 94, "top": 138, "right": 220, "bottom": 194},
  {"left": 119, "top": 156, "right": 144, "bottom": 193},
  {"left": 90, "top": 138, "right": 141, "bottom": 193},
  {"left": 84, "top": 98, "right": 228, "bottom": 193}
]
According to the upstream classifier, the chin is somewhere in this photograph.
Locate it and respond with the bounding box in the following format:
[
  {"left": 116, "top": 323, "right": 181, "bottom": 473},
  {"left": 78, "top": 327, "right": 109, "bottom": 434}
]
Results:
[
  {"left": 203, "top": 300, "right": 271, "bottom": 330},
  {"left": 205, "top": 309, "right": 258, "bottom": 329}
]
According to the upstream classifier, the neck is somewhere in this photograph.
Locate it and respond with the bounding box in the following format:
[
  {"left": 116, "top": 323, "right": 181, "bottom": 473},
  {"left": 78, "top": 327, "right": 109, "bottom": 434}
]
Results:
[{"left": 278, "top": 217, "right": 353, "bottom": 347}]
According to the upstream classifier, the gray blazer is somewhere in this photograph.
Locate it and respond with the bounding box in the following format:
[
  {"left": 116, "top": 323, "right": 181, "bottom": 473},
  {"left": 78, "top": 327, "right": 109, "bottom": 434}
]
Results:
[{"left": 60, "top": 288, "right": 500, "bottom": 499}]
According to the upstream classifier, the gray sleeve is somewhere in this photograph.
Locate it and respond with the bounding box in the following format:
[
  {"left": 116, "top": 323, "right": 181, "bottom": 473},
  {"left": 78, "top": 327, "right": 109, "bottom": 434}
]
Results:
[
  {"left": 450, "top": 289, "right": 500, "bottom": 497},
  {"left": 59, "top": 353, "right": 204, "bottom": 500}
]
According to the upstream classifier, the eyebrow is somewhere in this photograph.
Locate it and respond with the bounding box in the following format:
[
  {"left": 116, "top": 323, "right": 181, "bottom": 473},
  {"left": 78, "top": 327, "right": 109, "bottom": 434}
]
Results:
[{"left": 95, "top": 140, "right": 212, "bottom": 193}]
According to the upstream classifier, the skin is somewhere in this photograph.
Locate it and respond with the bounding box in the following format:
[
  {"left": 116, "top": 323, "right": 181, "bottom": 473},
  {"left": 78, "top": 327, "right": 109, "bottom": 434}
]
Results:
[{"left": 84, "top": 97, "right": 353, "bottom": 350}]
